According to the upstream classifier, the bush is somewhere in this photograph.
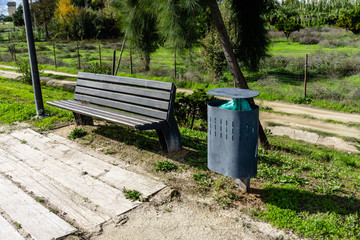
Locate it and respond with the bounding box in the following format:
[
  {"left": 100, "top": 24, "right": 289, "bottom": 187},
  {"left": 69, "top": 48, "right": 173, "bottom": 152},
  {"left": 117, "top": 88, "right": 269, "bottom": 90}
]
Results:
[
  {"left": 175, "top": 89, "right": 215, "bottom": 130},
  {"left": 16, "top": 59, "right": 32, "bottom": 84},
  {"left": 274, "top": 17, "right": 303, "bottom": 39},
  {"left": 337, "top": 7, "right": 360, "bottom": 34},
  {"left": 83, "top": 62, "right": 112, "bottom": 75},
  {"left": 290, "top": 28, "right": 323, "bottom": 45}
]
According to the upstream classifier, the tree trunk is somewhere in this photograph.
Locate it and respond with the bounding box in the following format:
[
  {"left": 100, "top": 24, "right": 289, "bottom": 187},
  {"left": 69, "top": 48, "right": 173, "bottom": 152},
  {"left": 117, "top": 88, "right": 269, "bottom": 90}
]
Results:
[
  {"left": 144, "top": 53, "right": 150, "bottom": 71},
  {"left": 207, "top": 0, "right": 270, "bottom": 149}
]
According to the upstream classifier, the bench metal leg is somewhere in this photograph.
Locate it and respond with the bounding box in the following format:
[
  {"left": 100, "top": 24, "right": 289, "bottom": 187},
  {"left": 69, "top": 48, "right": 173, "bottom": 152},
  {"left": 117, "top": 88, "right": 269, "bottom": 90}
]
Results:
[
  {"left": 156, "top": 115, "right": 182, "bottom": 153},
  {"left": 73, "top": 113, "right": 94, "bottom": 126}
]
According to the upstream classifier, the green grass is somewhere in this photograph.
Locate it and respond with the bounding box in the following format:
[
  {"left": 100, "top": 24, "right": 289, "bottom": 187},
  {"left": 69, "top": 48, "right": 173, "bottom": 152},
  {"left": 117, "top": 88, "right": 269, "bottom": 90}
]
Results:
[
  {"left": 0, "top": 77, "right": 74, "bottom": 127},
  {"left": 269, "top": 39, "right": 360, "bottom": 57},
  {"left": 254, "top": 136, "right": 360, "bottom": 239}
]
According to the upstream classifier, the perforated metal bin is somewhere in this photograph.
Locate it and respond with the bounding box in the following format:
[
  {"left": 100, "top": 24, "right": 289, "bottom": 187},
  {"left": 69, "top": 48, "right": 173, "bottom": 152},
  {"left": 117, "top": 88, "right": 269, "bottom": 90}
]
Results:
[{"left": 207, "top": 88, "right": 259, "bottom": 179}]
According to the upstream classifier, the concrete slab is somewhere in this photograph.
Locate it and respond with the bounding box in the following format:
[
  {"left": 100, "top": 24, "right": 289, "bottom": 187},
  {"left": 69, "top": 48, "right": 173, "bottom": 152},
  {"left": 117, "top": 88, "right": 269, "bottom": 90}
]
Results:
[
  {"left": 0, "top": 129, "right": 166, "bottom": 234},
  {"left": 0, "top": 175, "right": 76, "bottom": 240}
]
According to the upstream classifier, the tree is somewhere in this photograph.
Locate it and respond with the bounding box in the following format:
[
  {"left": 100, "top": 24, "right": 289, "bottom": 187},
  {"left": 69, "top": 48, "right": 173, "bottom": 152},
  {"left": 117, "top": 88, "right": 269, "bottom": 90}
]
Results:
[
  {"left": 113, "top": 0, "right": 161, "bottom": 71},
  {"left": 225, "top": 0, "right": 269, "bottom": 71},
  {"left": 13, "top": 5, "right": 24, "bottom": 26},
  {"left": 205, "top": 0, "right": 270, "bottom": 148},
  {"left": 157, "top": 0, "right": 208, "bottom": 78},
  {"left": 32, "top": 0, "right": 57, "bottom": 40},
  {"left": 55, "top": 0, "right": 79, "bottom": 39},
  {"left": 337, "top": 6, "right": 360, "bottom": 34},
  {"left": 275, "top": 17, "right": 303, "bottom": 39}
]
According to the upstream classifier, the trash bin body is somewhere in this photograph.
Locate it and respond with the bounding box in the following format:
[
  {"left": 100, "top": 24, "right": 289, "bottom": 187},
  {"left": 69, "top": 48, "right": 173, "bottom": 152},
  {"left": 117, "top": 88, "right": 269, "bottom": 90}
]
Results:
[{"left": 207, "top": 89, "right": 260, "bottom": 179}]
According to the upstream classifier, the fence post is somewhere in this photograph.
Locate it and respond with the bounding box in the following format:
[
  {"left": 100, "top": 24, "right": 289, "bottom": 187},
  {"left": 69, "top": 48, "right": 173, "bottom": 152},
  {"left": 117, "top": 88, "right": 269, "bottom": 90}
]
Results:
[
  {"left": 174, "top": 48, "right": 177, "bottom": 80},
  {"left": 77, "top": 42, "right": 81, "bottom": 69},
  {"left": 130, "top": 46, "right": 133, "bottom": 74},
  {"left": 304, "top": 54, "right": 308, "bottom": 98},
  {"left": 99, "top": 44, "right": 102, "bottom": 66},
  {"left": 112, "top": 50, "right": 116, "bottom": 75},
  {"left": 53, "top": 44, "right": 57, "bottom": 68},
  {"left": 115, "top": 38, "right": 126, "bottom": 75}
]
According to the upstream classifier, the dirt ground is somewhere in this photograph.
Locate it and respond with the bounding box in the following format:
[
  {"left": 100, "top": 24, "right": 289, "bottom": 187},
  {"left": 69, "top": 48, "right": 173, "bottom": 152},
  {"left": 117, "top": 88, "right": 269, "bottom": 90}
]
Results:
[{"left": 49, "top": 124, "right": 299, "bottom": 240}]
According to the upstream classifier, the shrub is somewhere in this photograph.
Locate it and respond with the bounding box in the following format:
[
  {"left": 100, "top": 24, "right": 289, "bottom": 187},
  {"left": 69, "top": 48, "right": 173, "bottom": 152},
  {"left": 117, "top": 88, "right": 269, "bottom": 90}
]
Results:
[
  {"left": 290, "top": 28, "right": 323, "bottom": 45},
  {"left": 337, "top": 7, "right": 360, "bottom": 34},
  {"left": 175, "top": 89, "right": 215, "bottom": 130},
  {"left": 16, "top": 59, "right": 32, "bottom": 84},
  {"left": 83, "top": 62, "right": 112, "bottom": 75}
]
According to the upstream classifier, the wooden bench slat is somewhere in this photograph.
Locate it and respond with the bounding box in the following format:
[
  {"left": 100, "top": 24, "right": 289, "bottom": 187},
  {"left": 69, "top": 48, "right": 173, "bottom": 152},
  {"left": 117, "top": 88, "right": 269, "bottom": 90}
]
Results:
[
  {"left": 76, "top": 79, "right": 171, "bottom": 100},
  {"left": 73, "top": 95, "right": 168, "bottom": 120},
  {"left": 47, "top": 100, "right": 166, "bottom": 129},
  {"left": 74, "top": 86, "right": 170, "bottom": 110},
  {"left": 61, "top": 100, "right": 161, "bottom": 124},
  {"left": 78, "top": 72, "right": 173, "bottom": 91}
]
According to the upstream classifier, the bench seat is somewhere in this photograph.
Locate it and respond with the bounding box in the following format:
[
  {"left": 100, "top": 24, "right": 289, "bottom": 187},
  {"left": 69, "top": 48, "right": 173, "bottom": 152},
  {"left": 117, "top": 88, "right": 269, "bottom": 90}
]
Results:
[{"left": 47, "top": 72, "right": 182, "bottom": 153}]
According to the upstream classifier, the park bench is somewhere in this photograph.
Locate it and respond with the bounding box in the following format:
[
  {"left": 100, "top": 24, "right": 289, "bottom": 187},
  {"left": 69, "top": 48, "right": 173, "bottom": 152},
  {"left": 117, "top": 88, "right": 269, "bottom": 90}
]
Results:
[{"left": 47, "top": 72, "right": 182, "bottom": 153}]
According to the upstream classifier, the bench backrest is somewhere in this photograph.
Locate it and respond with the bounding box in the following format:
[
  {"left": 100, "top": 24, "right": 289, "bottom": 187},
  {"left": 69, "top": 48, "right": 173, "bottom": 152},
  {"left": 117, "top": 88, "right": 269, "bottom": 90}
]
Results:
[{"left": 74, "top": 72, "right": 176, "bottom": 120}]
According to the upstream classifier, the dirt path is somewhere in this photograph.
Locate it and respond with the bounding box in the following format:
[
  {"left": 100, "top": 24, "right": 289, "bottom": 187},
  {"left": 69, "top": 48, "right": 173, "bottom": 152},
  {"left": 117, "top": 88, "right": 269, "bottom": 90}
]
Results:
[{"left": 257, "top": 100, "right": 360, "bottom": 123}]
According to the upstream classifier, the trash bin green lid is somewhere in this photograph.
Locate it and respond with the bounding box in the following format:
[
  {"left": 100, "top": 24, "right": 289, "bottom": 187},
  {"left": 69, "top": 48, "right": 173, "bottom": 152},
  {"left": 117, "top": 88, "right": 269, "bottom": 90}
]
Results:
[{"left": 207, "top": 88, "right": 259, "bottom": 99}]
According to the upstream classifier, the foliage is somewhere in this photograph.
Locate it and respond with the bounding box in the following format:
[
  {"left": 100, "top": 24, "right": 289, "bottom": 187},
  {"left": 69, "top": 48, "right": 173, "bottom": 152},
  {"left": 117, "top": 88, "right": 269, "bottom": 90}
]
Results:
[
  {"left": 175, "top": 88, "right": 215, "bottom": 130},
  {"left": 71, "top": 0, "right": 105, "bottom": 10},
  {"left": 55, "top": 0, "right": 79, "bottom": 24},
  {"left": 337, "top": 6, "right": 360, "bottom": 34},
  {"left": 275, "top": 17, "right": 304, "bottom": 39},
  {"left": 113, "top": 0, "right": 162, "bottom": 71},
  {"left": 122, "top": 187, "right": 143, "bottom": 201},
  {"left": 68, "top": 128, "right": 87, "bottom": 140},
  {"left": 13, "top": 5, "right": 24, "bottom": 27},
  {"left": 157, "top": 0, "right": 207, "bottom": 51},
  {"left": 225, "top": 0, "right": 270, "bottom": 71},
  {"left": 200, "top": 26, "right": 227, "bottom": 80},
  {"left": 16, "top": 59, "right": 32, "bottom": 84},
  {"left": 83, "top": 62, "right": 111, "bottom": 74},
  {"left": 32, "top": 0, "right": 57, "bottom": 40},
  {"left": 154, "top": 160, "right": 178, "bottom": 172}
]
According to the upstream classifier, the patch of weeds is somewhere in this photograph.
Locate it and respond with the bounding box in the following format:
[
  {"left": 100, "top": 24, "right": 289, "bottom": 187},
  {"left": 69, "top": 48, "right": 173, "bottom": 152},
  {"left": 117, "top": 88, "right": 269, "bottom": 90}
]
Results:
[
  {"left": 193, "top": 173, "right": 213, "bottom": 193},
  {"left": 275, "top": 174, "right": 308, "bottom": 185},
  {"left": 226, "top": 190, "right": 238, "bottom": 201},
  {"left": 260, "top": 105, "right": 273, "bottom": 111},
  {"left": 104, "top": 149, "right": 115, "bottom": 155},
  {"left": 49, "top": 208, "right": 58, "bottom": 214},
  {"left": 154, "top": 160, "right": 178, "bottom": 172},
  {"left": 14, "top": 222, "right": 21, "bottom": 229},
  {"left": 35, "top": 197, "right": 45, "bottom": 203},
  {"left": 122, "top": 188, "right": 143, "bottom": 202},
  {"left": 20, "top": 139, "right": 27, "bottom": 144},
  {"left": 68, "top": 128, "right": 87, "bottom": 140}
]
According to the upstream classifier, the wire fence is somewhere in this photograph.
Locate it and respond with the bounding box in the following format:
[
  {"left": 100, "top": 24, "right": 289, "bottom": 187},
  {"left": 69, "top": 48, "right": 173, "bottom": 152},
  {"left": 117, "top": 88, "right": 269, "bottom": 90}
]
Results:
[{"left": 0, "top": 28, "right": 320, "bottom": 98}]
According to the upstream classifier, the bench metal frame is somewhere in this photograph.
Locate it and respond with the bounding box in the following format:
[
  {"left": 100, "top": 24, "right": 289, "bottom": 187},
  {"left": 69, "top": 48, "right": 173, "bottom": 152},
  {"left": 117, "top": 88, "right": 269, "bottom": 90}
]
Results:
[{"left": 47, "top": 72, "right": 182, "bottom": 153}]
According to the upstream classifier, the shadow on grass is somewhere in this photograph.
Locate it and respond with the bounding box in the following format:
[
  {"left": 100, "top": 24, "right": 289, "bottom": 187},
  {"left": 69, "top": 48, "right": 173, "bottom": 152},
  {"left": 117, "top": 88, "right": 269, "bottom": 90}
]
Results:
[
  {"left": 256, "top": 186, "right": 360, "bottom": 216},
  {"left": 94, "top": 124, "right": 208, "bottom": 168}
]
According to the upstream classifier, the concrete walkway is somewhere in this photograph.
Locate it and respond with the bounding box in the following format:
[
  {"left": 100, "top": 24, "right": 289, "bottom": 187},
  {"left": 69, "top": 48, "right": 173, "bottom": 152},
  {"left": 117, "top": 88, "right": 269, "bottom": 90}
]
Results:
[{"left": 0, "top": 128, "right": 165, "bottom": 239}]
